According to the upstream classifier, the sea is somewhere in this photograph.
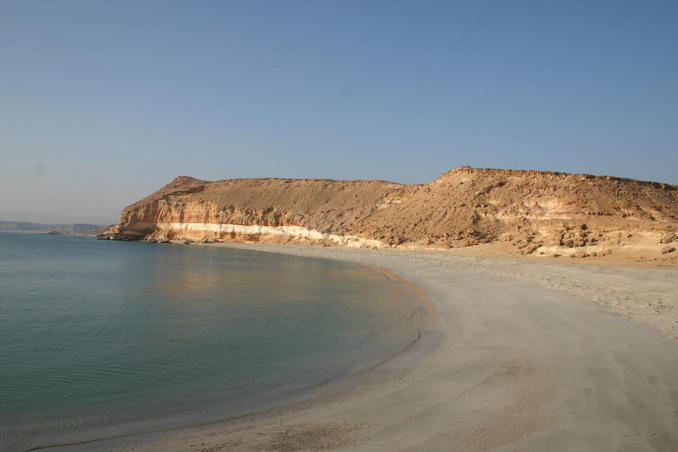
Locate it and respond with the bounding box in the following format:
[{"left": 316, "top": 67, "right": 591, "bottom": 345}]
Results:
[{"left": 0, "top": 232, "right": 421, "bottom": 451}]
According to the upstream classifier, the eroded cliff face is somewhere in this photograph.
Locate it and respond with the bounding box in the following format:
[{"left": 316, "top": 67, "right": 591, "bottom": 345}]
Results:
[
  {"left": 101, "top": 167, "right": 678, "bottom": 259},
  {"left": 102, "top": 176, "right": 402, "bottom": 247}
]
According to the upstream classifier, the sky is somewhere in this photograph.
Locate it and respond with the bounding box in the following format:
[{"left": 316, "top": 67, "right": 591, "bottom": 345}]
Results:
[{"left": 1, "top": 1, "right": 677, "bottom": 224}]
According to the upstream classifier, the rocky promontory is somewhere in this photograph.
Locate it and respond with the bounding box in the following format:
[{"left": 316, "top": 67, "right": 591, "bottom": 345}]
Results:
[{"left": 100, "top": 167, "right": 678, "bottom": 262}]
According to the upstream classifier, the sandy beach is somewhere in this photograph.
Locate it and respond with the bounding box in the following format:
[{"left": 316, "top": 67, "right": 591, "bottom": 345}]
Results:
[{"left": 68, "top": 243, "right": 678, "bottom": 452}]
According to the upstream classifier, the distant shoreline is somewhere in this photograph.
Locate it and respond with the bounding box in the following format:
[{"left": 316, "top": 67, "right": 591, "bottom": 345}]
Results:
[
  {"left": 0, "top": 230, "right": 100, "bottom": 236},
  {"left": 0, "top": 221, "right": 107, "bottom": 236}
]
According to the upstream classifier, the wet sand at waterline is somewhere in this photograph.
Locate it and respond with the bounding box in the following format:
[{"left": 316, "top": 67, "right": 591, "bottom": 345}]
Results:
[{"left": 110, "top": 243, "right": 678, "bottom": 452}]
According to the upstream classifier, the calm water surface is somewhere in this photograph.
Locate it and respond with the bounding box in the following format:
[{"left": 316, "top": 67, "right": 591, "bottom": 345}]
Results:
[{"left": 0, "top": 233, "right": 419, "bottom": 451}]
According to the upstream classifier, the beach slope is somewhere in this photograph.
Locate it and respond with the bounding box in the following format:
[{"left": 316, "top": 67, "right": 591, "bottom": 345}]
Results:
[{"left": 109, "top": 244, "right": 678, "bottom": 452}]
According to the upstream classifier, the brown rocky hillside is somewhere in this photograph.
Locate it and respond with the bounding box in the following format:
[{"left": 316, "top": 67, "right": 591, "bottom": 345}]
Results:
[{"left": 101, "top": 166, "right": 678, "bottom": 260}]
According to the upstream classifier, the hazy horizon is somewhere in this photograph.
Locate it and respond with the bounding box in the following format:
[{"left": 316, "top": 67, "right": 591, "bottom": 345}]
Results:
[{"left": 2, "top": 1, "right": 677, "bottom": 224}]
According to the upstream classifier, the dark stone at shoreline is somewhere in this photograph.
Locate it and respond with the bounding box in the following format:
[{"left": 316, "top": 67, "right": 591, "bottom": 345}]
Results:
[{"left": 96, "top": 233, "right": 141, "bottom": 241}]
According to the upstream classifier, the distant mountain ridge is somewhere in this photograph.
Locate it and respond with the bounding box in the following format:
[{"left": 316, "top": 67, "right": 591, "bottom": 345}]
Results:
[
  {"left": 0, "top": 221, "right": 107, "bottom": 235},
  {"left": 100, "top": 166, "right": 678, "bottom": 261}
]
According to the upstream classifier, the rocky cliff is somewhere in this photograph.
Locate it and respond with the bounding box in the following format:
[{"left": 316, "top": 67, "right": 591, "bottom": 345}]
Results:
[{"left": 101, "top": 167, "right": 678, "bottom": 259}]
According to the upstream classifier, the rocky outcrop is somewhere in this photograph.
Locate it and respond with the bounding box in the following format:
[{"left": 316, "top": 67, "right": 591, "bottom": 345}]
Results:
[{"left": 100, "top": 167, "right": 678, "bottom": 257}]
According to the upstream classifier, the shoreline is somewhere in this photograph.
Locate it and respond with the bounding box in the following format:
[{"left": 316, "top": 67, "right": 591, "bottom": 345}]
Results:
[
  {"left": 28, "top": 246, "right": 439, "bottom": 452},
  {"left": 211, "top": 242, "right": 678, "bottom": 341},
  {"left": 103, "top": 242, "right": 678, "bottom": 451}
]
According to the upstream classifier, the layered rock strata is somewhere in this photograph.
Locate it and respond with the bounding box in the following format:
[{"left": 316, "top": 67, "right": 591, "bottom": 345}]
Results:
[{"left": 101, "top": 167, "right": 678, "bottom": 258}]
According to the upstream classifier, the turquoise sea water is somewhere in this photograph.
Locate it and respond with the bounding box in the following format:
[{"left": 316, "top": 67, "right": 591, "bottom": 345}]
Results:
[{"left": 0, "top": 233, "right": 420, "bottom": 451}]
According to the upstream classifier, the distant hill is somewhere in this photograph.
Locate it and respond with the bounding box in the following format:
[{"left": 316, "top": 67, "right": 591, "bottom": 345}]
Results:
[{"left": 0, "top": 221, "right": 107, "bottom": 235}]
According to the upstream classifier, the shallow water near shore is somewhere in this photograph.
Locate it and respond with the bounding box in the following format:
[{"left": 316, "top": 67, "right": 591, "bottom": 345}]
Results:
[{"left": 0, "top": 233, "right": 421, "bottom": 451}]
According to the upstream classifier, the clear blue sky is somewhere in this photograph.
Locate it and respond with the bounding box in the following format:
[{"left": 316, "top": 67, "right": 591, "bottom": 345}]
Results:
[{"left": 1, "top": 1, "right": 677, "bottom": 223}]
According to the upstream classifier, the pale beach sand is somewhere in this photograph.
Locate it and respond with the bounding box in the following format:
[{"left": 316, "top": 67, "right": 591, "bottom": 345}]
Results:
[{"left": 68, "top": 243, "right": 677, "bottom": 451}]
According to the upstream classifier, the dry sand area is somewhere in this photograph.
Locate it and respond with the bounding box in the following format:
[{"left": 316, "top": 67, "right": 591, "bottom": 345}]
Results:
[{"left": 85, "top": 244, "right": 677, "bottom": 452}]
